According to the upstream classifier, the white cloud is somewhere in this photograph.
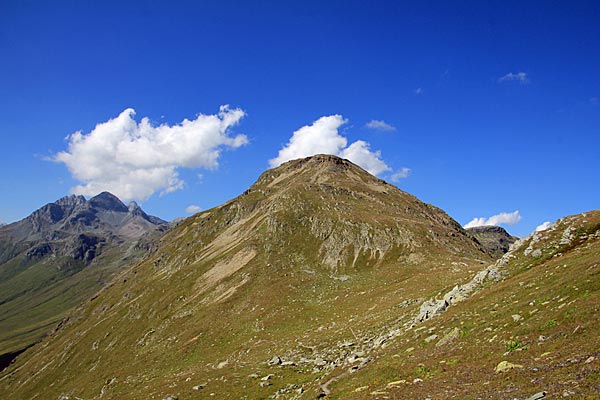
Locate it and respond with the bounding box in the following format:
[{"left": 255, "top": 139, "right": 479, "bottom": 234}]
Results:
[
  {"left": 185, "top": 205, "right": 202, "bottom": 214},
  {"left": 498, "top": 72, "right": 530, "bottom": 84},
  {"left": 464, "top": 210, "right": 522, "bottom": 229},
  {"left": 390, "top": 167, "right": 411, "bottom": 182},
  {"left": 269, "top": 115, "right": 393, "bottom": 176},
  {"left": 269, "top": 115, "right": 348, "bottom": 166},
  {"left": 365, "top": 119, "right": 396, "bottom": 131},
  {"left": 535, "top": 221, "right": 552, "bottom": 232},
  {"left": 339, "top": 141, "right": 392, "bottom": 175},
  {"left": 54, "top": 105, "right": 248, "bottom": 201}
]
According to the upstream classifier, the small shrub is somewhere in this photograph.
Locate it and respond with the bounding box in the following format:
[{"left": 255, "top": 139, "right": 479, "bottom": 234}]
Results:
[
  {"left": 505, "top": 339, "right": 522, "bottom": 352},
  {"left": 460, "top": 325, "right": 472, "bottom": 339},
  {"left": 541, "top": 319, "right": 558, "bottom": 330},
  {"left": 414, "top": 364, "right": 437, "bottom": 378}
]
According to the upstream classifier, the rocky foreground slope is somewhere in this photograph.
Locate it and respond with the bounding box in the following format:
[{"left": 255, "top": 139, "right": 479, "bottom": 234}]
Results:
[
  {"left": 1, "top": 155, "right": 598, "bottom": 399},
  {"left": 0, "top": 192, "right": 166, "bottom": 368}
]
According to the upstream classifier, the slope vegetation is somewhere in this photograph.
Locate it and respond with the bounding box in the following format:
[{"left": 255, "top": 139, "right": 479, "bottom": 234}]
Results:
[
  {"left": 0, "top": 192, "right": 166, "bottom": 366},
  {"left": 330, "top": 210, "right": 600, "bottom": 399}
]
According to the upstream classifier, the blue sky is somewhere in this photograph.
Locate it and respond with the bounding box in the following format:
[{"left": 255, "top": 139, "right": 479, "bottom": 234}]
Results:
[{"left": 1, "top": 1, "right": 599, "bottom": 237}]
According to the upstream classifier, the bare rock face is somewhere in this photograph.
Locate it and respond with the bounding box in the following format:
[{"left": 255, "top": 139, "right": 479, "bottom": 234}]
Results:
[{"left": 467, "top": 225, "right": 517, "bottom": 258}]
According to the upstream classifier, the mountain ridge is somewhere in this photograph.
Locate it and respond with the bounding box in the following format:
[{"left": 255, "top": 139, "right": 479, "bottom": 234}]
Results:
[{"left": 0, "top": 191, "right": 167, "bottom": 367}]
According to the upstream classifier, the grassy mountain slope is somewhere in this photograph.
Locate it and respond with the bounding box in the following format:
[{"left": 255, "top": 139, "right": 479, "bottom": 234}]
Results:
[
  {"left": 332, "top": 210, "right": 600, "bottom": 399},
  {"left": 0, "top": 155, "right": 494, "bottom": 399},
  {"left": 3, "top": 156, "right": 597, "bottom": 399},
  {"left": 0, "top": 193, "right": 166, "bottom": 365}
]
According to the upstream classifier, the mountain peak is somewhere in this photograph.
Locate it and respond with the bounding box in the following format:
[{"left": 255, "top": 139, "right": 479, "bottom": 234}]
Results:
[
  {"left": 466, "top": 225, "right": 511, "bottom": 235},
  {"left": 278, "top": 154, "right": 359, "bottom": 174},
  {"left": 54, "top": 194, "right": 86, "bottom": 208},
  {"left": 253, "top": 154, "right": 385, "bottom": 194},
  {"left": 466, "top": 225, "right": 517, "bottom": 258},
  {"left": 88, "top": 191, "right": 128, "bottom": 212}
]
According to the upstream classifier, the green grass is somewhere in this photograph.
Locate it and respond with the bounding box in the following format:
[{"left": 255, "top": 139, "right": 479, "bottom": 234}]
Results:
[
  {"left": 0, "top": 242, "right": 150, "bottom": 357},
  {"left": 540, "top": 319, "right": 559, "bottom": 330},
  {"left": 505, "top": 339, "right": 524, "bottom": 352}
]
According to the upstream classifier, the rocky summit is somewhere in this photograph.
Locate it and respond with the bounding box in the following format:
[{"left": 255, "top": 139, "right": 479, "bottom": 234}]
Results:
[
  {"left": 467, "top": 225, "right": 518, "bottom": 259},
  {"left": 0, "top": 155, "right": 598, "bottom": 400},
  {"left": 0, "top": 192, "right": 166, "bottom": 369}
]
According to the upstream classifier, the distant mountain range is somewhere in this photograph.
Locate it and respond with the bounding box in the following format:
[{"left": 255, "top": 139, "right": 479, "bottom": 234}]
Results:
[
  {"left": 0, "top": 192, "right": 167, "bottom": 369},
  {"left": 1, "top": 155, "right": 598, "bottom": 399}
]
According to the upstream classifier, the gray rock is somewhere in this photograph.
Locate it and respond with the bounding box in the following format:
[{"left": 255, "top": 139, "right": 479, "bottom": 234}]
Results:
[
  {"left": 260, "top": 374, "right": 274, "bottom": 381},
  {"left": 416, "top": 299, "right": 448, "bottom": 322},
  {"left": 525, "top": 391, "right": 546, "bottom": 400},
  {"left": 268, "top": 355, "right": 282, "bottom": 365},
  {"left": 425, "top": 334, "right": 439, "bottom": 343},
  {"left": 436, "top": 327, "right": 460, "bottom": 347},
  {"left": 512, "top": 314, "right": 522, "bottom": 322}
]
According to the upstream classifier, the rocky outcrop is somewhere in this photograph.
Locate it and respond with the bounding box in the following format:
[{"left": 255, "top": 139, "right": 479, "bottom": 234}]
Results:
[
  {"left": 413, "top": 237, "right": 525, "bottom": 324},
  {"left": 467, "top": 225, "right": 517, "bottom": 258}
]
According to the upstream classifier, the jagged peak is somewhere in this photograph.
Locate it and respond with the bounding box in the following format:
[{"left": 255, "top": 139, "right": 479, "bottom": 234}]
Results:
[{"left": 54, "top": 194, "right": 86, "bottom": 207}]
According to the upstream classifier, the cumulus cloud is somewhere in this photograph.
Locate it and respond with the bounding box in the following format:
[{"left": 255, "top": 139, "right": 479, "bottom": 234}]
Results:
[
  {"left": 498, "top": 72, "right": 529, "bottom": 84},
  {"left": 185, "top": 205, "right": 202, "bottom": 214},
  {"left": 535, "top": 221, "right": 552, "bottom": 232},
  {"left": 390, "top": 167, "right": 411, "bottom": 182},
  {"left": 269, "top": 115, "right": 348, "bottom": 166},
  {"left": 339, "top": 141, "right": 391, "bottom": 175},
  {"left": 365, "top": 119, "right": 396, "bottom": 131},
  {"left": 463, "top": 210, "right": 522, "bottom": 229},
  {"left": 54, "top": 106, "right": 248, "bottom": 201},
  {"left": 269, "top": 115, "right": 393, "bottom": 176}
]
